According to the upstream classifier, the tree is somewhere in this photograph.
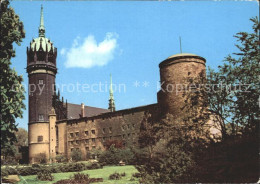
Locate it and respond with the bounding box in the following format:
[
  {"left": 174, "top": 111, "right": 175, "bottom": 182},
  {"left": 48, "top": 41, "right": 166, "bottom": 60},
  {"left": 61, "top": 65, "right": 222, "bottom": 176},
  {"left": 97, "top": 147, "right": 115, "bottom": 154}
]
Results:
[
  {"left": 138, "top": 112, "right": 157, "bottom": 159},
  {"left": 71, "top": 149, "right": 82, "bottom": 162},
  {"left": 14, "top": 128, "right": 28, "bottom": 147},
  {"left": 219, "top": 17, "right": 259, "bottom": 133},
  {"left": 0, "top": 0, "right": 26, "bottom": 148},
  {"left": 138, "top": 114, "right": 203, "bottom": 183},
  {"left": 183, "top": 17, "right": 259, "bottom": 139}
]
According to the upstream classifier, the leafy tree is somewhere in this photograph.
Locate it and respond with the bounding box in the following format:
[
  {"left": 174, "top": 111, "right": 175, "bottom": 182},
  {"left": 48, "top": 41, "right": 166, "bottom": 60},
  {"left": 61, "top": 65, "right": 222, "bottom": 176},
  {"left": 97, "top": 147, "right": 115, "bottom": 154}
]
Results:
[
  {"left": 183, "top": 17, "right": 259, "bottom": 139},
  {"left": 138, "top": 112, "right": 157, "bottom": 159},
  {"left": 87, "top": 147, "right": 103, "bottom": 159},
  {"left": 138, "top": 114, "right": 203, "bottom": 183},
  {"left": 14, "top": 128, "right": 28, "bottom": 147},
  {"left": 219, "top": 17, "right": 259, "bottom": 133},
  {"left": 0, "top": 0, "right": 26, "bottom": 148},
  {"left": 99, "top": 144, "right": 121, "bottom": 165},
  {"left": 71, "top": 149, "right": 82, "bottom": 162}
]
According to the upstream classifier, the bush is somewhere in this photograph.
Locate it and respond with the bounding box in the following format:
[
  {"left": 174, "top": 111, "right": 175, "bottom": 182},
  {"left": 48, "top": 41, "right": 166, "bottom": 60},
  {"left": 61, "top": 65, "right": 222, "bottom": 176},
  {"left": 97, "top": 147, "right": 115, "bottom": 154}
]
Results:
[
  {"left": 37, "top": 170, "right": 54, "bottom": 181},
  {"left": 73, "top": 173, "right": 90, "bottom": 180},
  {"left": 71, "top": 149, "right": 82, "bottom": 162},
  {"left": 99, "top": 145, "right": 135, "bottom": 165},
  {"left": 3, "top": 166, "right": 18, "bottom": 175},
  {"left": 35, "top": 153, "right": 47, "bottom": 164},
  {"left": 109, "top": 172, "right": 126, "bottom": 180},
  {"left": 18, "top": 166, "right": 39, "bottom": 175},
  {"left": 1, "top": 168, "right": 8, "bottom": 177},
  {"left": 0, "top": 162, "right": 103, "bottom": 176},
  {"left": 56, "top": 154, "right": 67, "bottom": 163},
  {"left": 85, "top": 162, "right": 101, "bottom": 170},
  {"left": 54, "top": 173, "right": 103, "bottom": 184},
  {"left": 132, "top": 172, "right": 141, "bottom": 178}
]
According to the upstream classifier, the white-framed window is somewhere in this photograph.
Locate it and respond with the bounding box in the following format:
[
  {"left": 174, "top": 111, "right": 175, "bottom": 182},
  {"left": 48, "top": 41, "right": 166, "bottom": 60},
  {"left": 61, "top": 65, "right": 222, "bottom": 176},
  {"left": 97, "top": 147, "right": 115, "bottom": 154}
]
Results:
[
  {"left": 39, "top": 79, "right": 44, "bottom": 84},
  {"left": 39, "top": 114, "right": 44, "bottom": 121}
]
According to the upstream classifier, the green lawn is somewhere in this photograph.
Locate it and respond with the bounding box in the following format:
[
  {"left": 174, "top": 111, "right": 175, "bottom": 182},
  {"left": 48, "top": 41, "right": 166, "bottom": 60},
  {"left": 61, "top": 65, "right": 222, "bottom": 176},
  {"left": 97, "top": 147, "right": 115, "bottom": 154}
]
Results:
[{"left": 17, "top": 165, "right": 139, "bottom": 184}]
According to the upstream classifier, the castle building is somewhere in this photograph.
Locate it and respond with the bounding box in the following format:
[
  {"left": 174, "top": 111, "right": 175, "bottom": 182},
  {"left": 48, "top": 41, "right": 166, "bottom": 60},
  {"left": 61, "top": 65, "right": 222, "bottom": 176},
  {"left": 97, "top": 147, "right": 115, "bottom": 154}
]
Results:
[{"left": 27, "top": 6, "right": 220, "bottom": 163}]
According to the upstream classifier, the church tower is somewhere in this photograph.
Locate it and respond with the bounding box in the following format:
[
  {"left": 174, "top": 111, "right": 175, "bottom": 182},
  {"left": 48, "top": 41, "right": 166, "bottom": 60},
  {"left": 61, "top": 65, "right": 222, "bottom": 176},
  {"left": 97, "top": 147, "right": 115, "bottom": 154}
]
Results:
[
  {"left": 108, "top": 74, "right": 116, "bottom": 112},
  {"left": 27, "top": 5, "right": 57, "bottom": 163}
]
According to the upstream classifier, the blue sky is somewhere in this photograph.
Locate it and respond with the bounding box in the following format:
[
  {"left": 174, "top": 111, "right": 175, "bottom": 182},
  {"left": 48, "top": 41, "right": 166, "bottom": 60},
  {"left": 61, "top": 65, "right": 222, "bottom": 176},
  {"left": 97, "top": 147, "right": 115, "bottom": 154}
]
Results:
[{"left": 10, "top": 1, "right": 259, "bottom": 130}]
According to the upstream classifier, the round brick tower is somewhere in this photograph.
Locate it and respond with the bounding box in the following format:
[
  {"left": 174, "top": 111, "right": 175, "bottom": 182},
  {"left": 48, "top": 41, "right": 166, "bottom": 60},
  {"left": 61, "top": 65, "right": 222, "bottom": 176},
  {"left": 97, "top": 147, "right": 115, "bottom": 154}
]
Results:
[
  {"left": 27, "top": 6, "right": 57, "bottom": 163},
  {"left": 157, "top": 53, "right": 206, "bottom": 118}
]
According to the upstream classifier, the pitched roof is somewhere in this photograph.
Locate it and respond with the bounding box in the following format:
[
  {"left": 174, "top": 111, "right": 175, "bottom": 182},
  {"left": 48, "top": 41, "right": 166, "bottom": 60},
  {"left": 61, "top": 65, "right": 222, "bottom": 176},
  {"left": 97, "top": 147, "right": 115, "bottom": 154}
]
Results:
[{"left": 67, "top": 103, "right": 109, "bottom": 119}]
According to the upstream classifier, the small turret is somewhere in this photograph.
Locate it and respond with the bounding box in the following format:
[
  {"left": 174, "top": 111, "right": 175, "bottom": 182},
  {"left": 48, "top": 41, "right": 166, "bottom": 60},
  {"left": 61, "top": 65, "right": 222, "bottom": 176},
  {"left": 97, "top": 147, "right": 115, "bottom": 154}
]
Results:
[{"left": 108, "top": 74, "right": 116, "bottom": 112}]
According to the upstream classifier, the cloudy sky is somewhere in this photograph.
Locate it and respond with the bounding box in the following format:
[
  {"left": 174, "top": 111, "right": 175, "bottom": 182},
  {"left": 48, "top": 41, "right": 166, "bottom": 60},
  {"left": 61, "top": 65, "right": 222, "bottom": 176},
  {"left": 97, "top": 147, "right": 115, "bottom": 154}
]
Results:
[{"left": 10, "top": 1, "right": 258, "bottom": 130}]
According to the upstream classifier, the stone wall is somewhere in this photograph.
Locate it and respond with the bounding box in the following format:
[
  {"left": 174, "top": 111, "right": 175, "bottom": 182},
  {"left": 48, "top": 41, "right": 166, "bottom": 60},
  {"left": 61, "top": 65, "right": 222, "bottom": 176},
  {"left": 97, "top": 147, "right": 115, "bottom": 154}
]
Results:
[{"left": 57, "top": 104, "right": 159, "bottom": 160}]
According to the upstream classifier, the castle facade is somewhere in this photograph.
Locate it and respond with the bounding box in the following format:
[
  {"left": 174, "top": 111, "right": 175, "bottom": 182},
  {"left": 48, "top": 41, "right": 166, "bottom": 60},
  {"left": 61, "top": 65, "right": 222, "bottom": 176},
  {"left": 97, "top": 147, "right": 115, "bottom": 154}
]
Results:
[{"left": 27, "top": 7, "right": 218, "bottom": 164}]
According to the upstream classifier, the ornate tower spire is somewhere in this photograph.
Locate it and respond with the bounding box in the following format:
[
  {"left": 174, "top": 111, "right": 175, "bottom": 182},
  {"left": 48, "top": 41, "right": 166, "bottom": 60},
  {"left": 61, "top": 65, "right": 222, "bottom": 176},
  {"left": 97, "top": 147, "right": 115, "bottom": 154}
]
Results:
[
  {"left": 108, "top": 74, "right": 115, "bottom": 112},
  {"left": 39, "top": 5, "right": 45, "bottom": 37}
]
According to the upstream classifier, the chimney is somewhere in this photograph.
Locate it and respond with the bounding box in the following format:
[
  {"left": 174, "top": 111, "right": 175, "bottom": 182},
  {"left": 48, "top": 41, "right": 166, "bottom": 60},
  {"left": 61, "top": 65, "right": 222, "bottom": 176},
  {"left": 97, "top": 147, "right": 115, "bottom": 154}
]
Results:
[{"left": 81, "top": 103, "right": 85, "bottom": 117}]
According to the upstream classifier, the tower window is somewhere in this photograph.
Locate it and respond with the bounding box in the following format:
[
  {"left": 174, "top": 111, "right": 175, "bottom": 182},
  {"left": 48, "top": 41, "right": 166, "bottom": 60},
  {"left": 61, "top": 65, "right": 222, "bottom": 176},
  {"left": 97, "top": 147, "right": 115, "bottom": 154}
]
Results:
[
  {"left": 85, "top": 131, "right": 89, "bottom": 136},
  {"left": 39, "top": 114, "right": 44, "bottom": 121},
  {"left": 85, "top": 139, "right": 89, "bottom": 144},
  {"left": 75, "top": 132, "right": 79, "bottom": 137},
  {"left": 109, "top": 127, "right": 112, "bottom": 133},
  {"left": 39, "top": 79, "right": 44, "bottom": 84},
  {"left": 38, "top": 136, "right": 43, "bottom": 142},
  {"left": 91, "top": 130, "right": 95, "bottom": 135},
  {"left": 103, "top": 128, "right": 106, "bottom": 133}
]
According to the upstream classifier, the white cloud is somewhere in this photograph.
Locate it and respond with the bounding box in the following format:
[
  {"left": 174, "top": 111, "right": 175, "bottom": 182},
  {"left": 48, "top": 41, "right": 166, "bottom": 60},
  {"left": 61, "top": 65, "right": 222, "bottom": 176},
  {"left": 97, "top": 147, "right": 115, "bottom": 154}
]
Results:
[{"left": 62, "top": 33, "right": 119, "bottom": 68}]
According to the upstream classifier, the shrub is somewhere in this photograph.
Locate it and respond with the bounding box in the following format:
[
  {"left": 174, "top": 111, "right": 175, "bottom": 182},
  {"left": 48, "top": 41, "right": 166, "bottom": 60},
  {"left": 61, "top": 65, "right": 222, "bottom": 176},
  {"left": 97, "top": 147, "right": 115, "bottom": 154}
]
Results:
[
  {"left": 3, "top": 166, "right": 18, "bottom": 175},
  {"left": 1, "top": 168, "right": 8, "bottom": 177},
  {"left": 18, "top": 167, "right": 38, "bottom": 175},
  {"left": 98, "top": 145, "right": 123, "bottom": 165},
  {"left": 109, "top": 172, "right": 126, "bottom": 180},
  {"left": 35, "top": 153, "right": 47, "bottom": 164},
  {"left": 0, "top": 162, "right": 102, "bottom": 176},
  {"left": 132, "top": 172, "right": 141, "bottom": 178},
  {"left": 54, "top": 173, "right": 103, "bottom": 184},
  {"left": 86, "top": 162, "right": 102, "bottom": 170},
  {"left": 72, "top": 173, "right": 90, "bottom": 180},
  {"left": 32, "top": 163, "right": 40, "bottom": 168},
  {"left": 37, "top": 170, "right": 54, "bottom": 181},
  {"left": 118, "top": 148, "right": 134, "bottom": 164},
  {"left": 71, "top": 149, "right": 82, "bottom": 162},
  {"left": 99, "top": 145, "right": 135, "bottom": 165},
  {"left": 56, "top": 154, "right": 67, "bottom": 163}
]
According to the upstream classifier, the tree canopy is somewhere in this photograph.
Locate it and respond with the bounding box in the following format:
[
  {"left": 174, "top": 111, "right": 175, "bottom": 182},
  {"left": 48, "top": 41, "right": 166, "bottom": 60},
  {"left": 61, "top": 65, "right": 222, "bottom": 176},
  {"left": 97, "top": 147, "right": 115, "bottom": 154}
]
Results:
[{"left": 0, "top": 0, "right": 26, "bottom": 147}]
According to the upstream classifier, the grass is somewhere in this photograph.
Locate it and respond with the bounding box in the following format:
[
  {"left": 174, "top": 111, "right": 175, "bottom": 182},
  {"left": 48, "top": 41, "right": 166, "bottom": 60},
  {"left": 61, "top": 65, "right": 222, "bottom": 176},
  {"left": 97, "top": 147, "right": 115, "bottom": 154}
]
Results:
[{"left": 17, "top": 165, "right": 139, "bottom": 184}]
